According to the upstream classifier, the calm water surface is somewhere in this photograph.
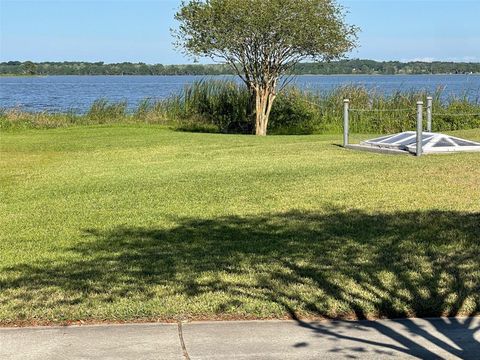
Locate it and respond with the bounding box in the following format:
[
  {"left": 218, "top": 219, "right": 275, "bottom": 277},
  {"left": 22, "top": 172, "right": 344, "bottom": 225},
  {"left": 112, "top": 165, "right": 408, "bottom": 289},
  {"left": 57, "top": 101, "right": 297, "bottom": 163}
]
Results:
[{"left": 1, "top": 74, "right": 479, "bottom": 113}]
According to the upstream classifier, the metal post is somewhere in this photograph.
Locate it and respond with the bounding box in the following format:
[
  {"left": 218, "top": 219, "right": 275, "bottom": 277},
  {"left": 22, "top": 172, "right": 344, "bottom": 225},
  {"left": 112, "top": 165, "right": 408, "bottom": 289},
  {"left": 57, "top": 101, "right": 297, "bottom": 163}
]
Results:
[
  {"left": 416, "top": 101, "right": 423, "bottom": 157},
  {"left": 426, "top": 96, "right": 433, "bottom": 132},
  {"left": 343, "top": 99, "right": 350, "bottom": 147}
]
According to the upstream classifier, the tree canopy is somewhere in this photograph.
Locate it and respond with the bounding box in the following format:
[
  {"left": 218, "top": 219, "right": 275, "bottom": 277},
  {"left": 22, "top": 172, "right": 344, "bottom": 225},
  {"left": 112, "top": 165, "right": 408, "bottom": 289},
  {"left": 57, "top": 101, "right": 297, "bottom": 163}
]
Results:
[{"left": 174, "top": 0, "right": 358, "bottom": 135}]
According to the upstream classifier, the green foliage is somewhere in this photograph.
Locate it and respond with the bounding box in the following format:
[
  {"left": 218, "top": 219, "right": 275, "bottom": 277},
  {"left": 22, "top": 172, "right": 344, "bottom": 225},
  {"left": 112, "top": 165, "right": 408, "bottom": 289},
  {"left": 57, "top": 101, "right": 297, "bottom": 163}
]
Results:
[
  {"left": 268, "top": 88, "right": 319, "bottom": 134},
  {"left": 163, "top": 81, "right": 480, "bottom": 135},
  {"left": 1, "top": 60, "right": 479, "bottom": 76},
  {"left": 2, "top": 81, "right": 480, "bottom": 133},
  {"left": 0, "top": 108, "right": 83, "bottom": 130},
  {"left": 1, "top": 126, "right": 479, "bottom": 324},
  {"left": 86, "top": 99, "right": 127, "bottom": 123},
  {"left": 133, "top": 98, "right": 153, "bottom": 120},
  {"left": 161, "top": 80, "right": 252, "bottom": 133},
  {"left": 21, "top": 61, "right": 36, "bottom": 75},
  {"left": 174, "top": 0, "right": 357, "bottom": 63},
  {"left": 295, "top": 59, "right": 480, "bottom": 75},
  {"left": 174, "top": 0, "right": 359, "bottom": 135},
  {"left": 437, "top": 101, "right": 480, "bottom": 130}
]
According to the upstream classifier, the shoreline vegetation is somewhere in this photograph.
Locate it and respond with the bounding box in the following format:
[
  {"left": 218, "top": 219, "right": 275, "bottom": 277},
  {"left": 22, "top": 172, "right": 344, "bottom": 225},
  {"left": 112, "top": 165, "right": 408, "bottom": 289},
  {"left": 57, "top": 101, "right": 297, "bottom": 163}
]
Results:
[
  {"left": 1, "top": 59, "right": 480, "bottom": 76},
  {"left": 2, "top": 73, "right": 480, "bottom": 78},
  {"left": 1, "top": 81, "right": 479, "bottom": 134}
]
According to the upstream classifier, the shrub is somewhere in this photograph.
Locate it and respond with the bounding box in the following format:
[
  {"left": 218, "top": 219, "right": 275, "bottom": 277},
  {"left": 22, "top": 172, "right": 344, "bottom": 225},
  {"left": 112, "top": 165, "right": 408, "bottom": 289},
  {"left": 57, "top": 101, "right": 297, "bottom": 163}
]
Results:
[{"left": 269, "top": 89, "right": 319, "bottom": 134}]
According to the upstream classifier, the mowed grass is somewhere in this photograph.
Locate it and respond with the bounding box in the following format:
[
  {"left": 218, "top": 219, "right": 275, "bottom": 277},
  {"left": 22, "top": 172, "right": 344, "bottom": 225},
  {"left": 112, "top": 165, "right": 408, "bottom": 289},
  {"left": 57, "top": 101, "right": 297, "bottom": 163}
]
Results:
[{"left": 0, "top": 125, "right": 479, "bottom": 325}]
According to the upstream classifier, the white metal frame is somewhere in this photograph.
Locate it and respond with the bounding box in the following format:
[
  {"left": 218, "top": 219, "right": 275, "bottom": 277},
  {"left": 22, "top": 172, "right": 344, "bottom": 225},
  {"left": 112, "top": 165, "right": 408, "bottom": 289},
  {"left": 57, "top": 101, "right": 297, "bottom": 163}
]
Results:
[{"left": 361, "top": 131, "right": 480, "bottom": 154}]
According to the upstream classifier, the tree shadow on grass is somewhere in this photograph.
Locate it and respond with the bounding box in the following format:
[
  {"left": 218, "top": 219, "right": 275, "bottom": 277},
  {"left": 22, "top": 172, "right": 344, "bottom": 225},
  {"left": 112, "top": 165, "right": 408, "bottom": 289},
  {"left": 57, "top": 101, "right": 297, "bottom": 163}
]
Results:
[{"left": 1, "top": 209, "right": 479, "bottom": 357}]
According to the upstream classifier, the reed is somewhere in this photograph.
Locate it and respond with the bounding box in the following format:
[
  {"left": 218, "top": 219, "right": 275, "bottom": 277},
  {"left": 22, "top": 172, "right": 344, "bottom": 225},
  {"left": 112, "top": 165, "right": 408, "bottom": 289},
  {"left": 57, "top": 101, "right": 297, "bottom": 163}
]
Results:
[{"left": 160, "top": 80, "right": 251, "bottom": 132}]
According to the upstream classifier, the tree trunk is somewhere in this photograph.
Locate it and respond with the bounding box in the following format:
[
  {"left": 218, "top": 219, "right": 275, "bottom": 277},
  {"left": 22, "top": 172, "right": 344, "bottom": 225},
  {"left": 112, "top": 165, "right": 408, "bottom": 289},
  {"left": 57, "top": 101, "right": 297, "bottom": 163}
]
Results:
[{"left": 254, "top": 86, "right": 276, "bottom": 136}]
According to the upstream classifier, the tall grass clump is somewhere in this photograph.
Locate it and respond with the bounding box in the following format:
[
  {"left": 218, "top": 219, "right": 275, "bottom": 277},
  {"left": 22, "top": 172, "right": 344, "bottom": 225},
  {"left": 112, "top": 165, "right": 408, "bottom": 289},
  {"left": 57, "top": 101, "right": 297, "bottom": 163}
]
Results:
[
  {"left": 162, "top": 80, "right": 252, "bottom": 133},
  {"left": 86, "top": 99, "right": 127, "bottom": 123},
  {"left": 0, "top": 107, "right": 82, "bottom": 130},
  {"left": 434, "top": 99, "right": 480, "bottom": 131}
]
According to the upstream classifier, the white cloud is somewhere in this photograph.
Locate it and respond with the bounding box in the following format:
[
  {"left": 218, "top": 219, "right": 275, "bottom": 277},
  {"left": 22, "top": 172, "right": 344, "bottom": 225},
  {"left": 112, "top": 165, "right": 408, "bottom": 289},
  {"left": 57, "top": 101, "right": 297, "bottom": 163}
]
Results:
[{"left": 403, "top": 56, "right": 478, "bottom": 63}]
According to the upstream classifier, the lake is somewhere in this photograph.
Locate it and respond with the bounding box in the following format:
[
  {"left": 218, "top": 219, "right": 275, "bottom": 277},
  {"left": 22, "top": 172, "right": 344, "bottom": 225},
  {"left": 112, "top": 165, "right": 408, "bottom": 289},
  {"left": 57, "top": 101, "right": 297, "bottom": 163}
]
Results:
[{"left": 1, "top": 74, "right": 479, "bottom": 113}]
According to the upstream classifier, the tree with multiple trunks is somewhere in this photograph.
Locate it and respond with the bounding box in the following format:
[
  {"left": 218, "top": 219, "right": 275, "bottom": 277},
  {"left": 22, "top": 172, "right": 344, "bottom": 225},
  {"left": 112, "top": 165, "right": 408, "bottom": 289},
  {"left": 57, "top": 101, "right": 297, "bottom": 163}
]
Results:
[{"left": 174, "top": 0, "right": 358, "bottom": 135}]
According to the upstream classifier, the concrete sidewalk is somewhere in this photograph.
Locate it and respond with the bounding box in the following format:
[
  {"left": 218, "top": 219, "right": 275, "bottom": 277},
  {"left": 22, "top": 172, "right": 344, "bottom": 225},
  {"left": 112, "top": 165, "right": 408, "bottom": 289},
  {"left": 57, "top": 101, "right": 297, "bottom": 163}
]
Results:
[{"left": 1, "top": 317, "right": 479, "bottom": 359}]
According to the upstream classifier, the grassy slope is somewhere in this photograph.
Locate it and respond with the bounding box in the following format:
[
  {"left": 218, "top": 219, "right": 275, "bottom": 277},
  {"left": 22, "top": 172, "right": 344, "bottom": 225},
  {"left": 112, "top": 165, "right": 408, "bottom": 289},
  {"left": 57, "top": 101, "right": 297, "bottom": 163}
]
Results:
[{"left": 0, "top": 125, "right": 479, "bottom": 325}]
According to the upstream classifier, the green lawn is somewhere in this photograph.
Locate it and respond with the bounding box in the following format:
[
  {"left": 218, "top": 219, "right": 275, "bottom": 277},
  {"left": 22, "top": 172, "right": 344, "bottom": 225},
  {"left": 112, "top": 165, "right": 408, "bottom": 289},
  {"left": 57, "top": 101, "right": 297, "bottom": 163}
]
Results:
[{"left": 1, "top": 125, "right": 479, "bottom": 325}]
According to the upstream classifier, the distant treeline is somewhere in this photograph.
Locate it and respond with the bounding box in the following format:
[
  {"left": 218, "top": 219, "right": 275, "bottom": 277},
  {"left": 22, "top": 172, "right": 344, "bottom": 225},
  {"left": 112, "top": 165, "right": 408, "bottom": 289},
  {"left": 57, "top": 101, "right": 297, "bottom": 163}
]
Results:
[{"left": 1, "top": 60, "right": 479, "bottom": 76}]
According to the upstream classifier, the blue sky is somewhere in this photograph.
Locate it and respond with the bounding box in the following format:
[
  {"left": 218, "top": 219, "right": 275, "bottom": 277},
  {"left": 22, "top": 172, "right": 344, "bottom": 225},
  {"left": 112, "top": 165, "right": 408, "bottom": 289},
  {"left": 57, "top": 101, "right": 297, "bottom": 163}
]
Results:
[{"left": 1, "top": 0, "right": 479, "bottom": 64}]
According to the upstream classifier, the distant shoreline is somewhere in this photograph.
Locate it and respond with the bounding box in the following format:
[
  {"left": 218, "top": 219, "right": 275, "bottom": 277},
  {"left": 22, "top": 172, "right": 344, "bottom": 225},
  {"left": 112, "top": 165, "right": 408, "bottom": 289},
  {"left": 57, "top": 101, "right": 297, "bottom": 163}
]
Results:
[
  {"left": 2, "top": 60, "right": 479, "bottom": 77},
  {"left": 1, "top": 73, "right": 479, "bottom": 77},
  {"left": 0, "top": 74, "right": 46, "bottom": 77}
]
